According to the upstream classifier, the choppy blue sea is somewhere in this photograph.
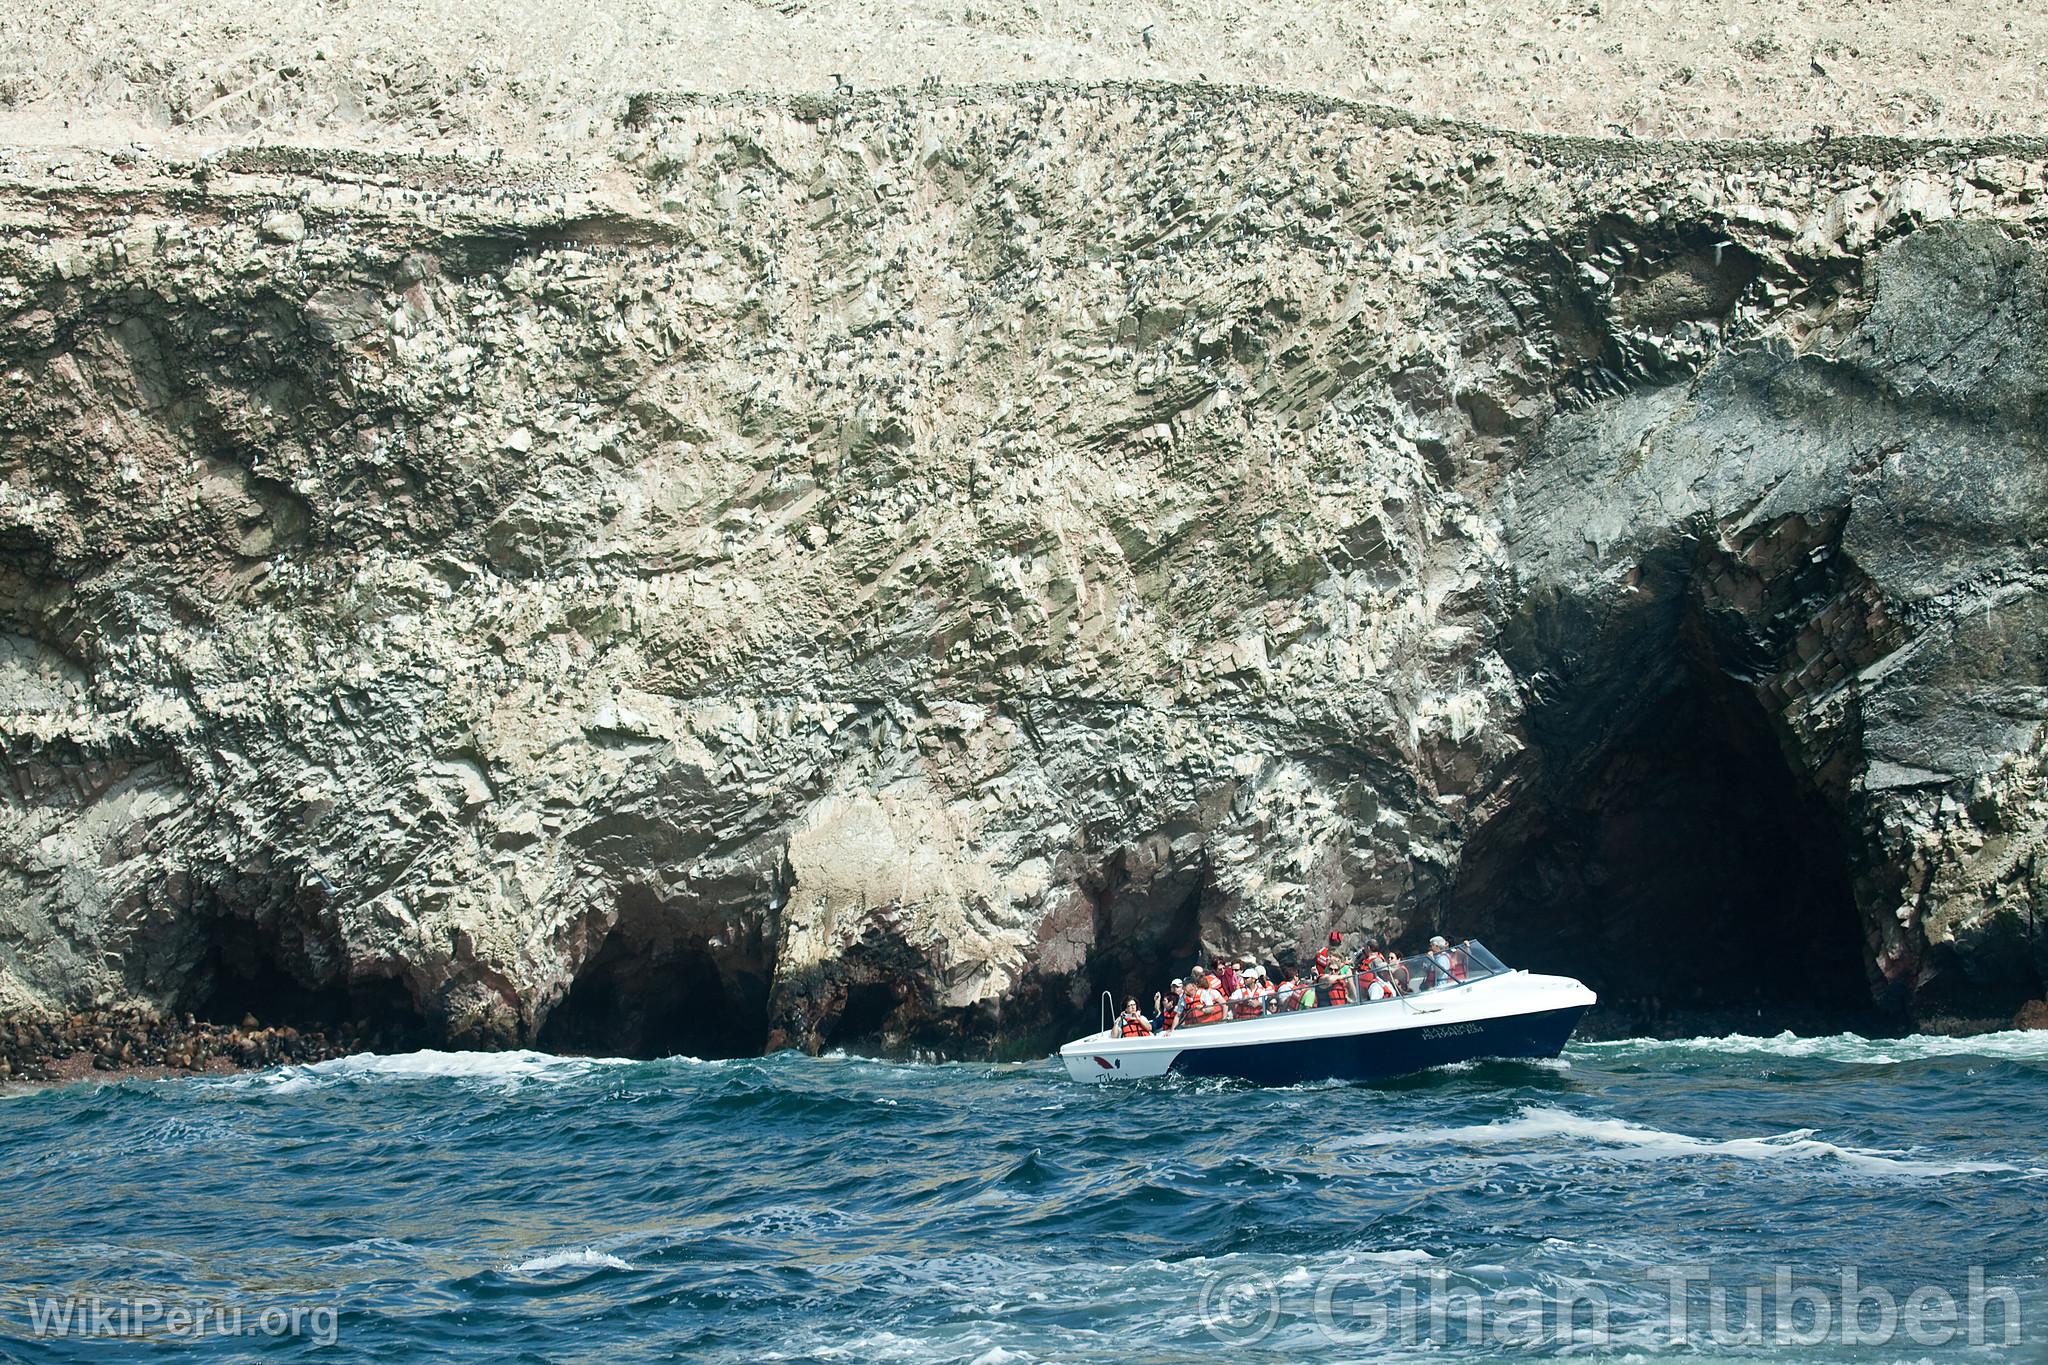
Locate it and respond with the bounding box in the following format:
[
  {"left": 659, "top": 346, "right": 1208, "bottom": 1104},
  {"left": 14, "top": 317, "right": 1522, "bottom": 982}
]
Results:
[{"left": 3, "top": 1032, "right": 2046, "bottom": 1361}]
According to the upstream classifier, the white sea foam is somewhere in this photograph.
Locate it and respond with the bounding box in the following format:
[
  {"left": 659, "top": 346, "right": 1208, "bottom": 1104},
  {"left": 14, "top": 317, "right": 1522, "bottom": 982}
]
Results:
[
  {"left": 507, "top": 1247, "right": 635, "bottom": 1273},
  {"left": 1329, "top": 1105, "right": 2039, "bottom": 1178},
  {"left": 213, "top": 1048, "right": 638, "bottom": 1094},
  {"left": 1576, "top": 1029, "right": 2048, "bottom": 1066}
]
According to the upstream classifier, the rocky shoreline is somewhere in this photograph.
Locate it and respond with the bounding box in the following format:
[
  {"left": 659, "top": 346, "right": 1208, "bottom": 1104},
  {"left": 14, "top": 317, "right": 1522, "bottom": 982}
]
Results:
[
  {"left": 0, "top": 1009, "right": 370, "bottom": 1086},
  {"left": 4, "top": 996, "right": 2043, "bottom": 1090}
]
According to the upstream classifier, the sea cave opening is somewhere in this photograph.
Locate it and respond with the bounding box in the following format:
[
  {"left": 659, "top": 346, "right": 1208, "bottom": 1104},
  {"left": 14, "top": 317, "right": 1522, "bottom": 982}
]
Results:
[
  {"left": 1451, "top": 593, "right": 1877, "bottom": 1032},
  {"left": 188, "top": 909, "right": 426, "bottom": 1047},
  {"left": 537, "top": 899, "right": 771, "bottom": 1060}
]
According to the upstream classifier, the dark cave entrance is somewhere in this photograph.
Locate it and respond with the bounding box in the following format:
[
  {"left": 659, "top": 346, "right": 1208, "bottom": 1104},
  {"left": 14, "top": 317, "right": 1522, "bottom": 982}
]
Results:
[
  {"left": 537, "top": 899, "right": 771, "bottom": 1060},
  {"left": 188, "top": 910, "right": 427, "bottom": 1047},
  {"left": 1083, "top": 869, "right": 1205, "bottom": 1025},
  {"left": 1454, "top": 587, "right": 1878, "bottom": 1032},
  {"left": 825, "top": 978, "right": 912, "bottom": 1051}
]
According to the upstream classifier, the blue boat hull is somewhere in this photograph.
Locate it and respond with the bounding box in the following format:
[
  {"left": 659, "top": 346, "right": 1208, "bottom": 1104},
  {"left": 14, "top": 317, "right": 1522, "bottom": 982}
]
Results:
[{"left": 1165, "top": 1003, "right": 1590, "bottom": 1086}]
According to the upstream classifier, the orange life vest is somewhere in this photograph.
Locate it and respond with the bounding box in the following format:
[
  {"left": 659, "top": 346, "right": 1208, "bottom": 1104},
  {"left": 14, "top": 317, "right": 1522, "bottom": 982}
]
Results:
[
  {"left": 1184, "top": 990, "right": 1225, "bottom": 1026},
  {"left": 1315, "top": 951, "right": 1349, "bottom": 1005},
  {"left": 1118, "top": 1013, "right": 1152, "bottom": 1037}
]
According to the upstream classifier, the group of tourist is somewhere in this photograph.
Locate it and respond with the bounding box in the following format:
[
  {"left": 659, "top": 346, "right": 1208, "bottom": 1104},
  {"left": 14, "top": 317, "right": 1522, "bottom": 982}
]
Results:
[{"left": 1114, "top": 931, "right": 1470, "bottom": 1037}]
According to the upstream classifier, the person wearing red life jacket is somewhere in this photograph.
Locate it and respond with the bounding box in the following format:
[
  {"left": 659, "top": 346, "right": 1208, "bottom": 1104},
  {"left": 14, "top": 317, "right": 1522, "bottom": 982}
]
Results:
[
  {"left": 1274, "top": 969, "right": 1305, "bottom": 1010},
  {"left": 1382, "top": 949, "right": 1411, "bottom": 994},
  {"left": 1314, "top": 930, "right": 1350, "bottom": 1006},
  {"left": 1155, "top": 979, "right": 1186, "bottom": 1032},
  {"left": 1229, "top": 966, "right": 1269, "bottom": 1019},
  {"left": 1183, "top": 975, "right": 1226, "bottom": 1026},
  {"left": 1424, "top": 935, "right": 1467, "bottom": 989},
  {"left": 1352, "top": 940, "right": 1393, "bottom": 1001},
  {"left": 1252, "top": 966, "right": 1279, "bottom": 1012},
  {"left": 1117, "top": 998, "right": 1153, "bottom": 1037}
]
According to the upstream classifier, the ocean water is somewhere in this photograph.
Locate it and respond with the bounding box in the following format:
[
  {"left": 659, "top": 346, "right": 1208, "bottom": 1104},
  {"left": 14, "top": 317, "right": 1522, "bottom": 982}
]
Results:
[{"left": 3, "top": 1032, "right": 2046, "bottom": 1361}]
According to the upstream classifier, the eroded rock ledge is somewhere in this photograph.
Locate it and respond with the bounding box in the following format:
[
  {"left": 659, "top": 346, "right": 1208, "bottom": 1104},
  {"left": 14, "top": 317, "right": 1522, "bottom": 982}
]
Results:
[{"left": 1, "top": 87, "right": 2044, "bottom": 1057}]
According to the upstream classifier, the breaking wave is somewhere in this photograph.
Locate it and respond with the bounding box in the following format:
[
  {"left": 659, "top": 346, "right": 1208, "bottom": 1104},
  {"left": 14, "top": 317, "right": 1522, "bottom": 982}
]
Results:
[
  {"left": 1574, "top": 1028, "right": 2048, "bottom": 1066},
  {"left": 1325, "top": 1104, "right": 2041, "bottom": 1178},
  {"left": 207, "top": 1048, "right": 641, "bottom": 1094},
  {"left": 507, "top": 1247, "right": 637, "bottom": 1273}
]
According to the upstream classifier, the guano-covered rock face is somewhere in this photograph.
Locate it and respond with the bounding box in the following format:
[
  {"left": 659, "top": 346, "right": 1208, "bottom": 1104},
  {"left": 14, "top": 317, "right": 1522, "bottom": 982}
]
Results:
[{"left": 1, "top": 87, "right": 2044, "bottom": 1058}]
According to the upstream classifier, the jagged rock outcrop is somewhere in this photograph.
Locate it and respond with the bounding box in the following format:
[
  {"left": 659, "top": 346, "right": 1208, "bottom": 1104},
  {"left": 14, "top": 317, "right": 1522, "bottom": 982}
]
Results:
[{"left": 1, "top": 81, "right": 2043, "bottom": 1054}]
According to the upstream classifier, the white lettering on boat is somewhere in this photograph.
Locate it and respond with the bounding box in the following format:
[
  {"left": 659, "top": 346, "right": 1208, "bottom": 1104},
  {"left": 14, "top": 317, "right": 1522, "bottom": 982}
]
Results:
[{"left": 1420, "top": 1023, "right": 1484, "bottom": 1040}]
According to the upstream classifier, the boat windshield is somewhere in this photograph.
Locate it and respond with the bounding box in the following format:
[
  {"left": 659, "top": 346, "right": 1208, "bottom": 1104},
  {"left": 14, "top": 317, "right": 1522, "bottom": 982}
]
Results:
[{"left": 1178, "top": 939, "right": 1514, "bottom": 1027}]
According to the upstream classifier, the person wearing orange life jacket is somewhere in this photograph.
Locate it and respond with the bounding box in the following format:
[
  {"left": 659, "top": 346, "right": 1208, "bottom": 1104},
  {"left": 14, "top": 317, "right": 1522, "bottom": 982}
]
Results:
[
  {"left": 1155, "top": 979, "right": 1186, "bottom": 1032},
  {"left": 1314, "top": 930, "right": 1351, "bottom": 1006},
  {"left": 1117, "top": 998, "right": 1153, "bottom": 1037},
  {"left": 1183, "top": 974, "right": 1226, "bottom": 1026},
  {"left": 1381, "top": 948, "right": 1411, "bottom": 994},
  {"left": 1274, "top": 969, "right": 1305, "bottom": 1010},
  {"left": 1423, "top": 935, "right": 1468, "bottom": 989},
  {"left": 1355, "top": 959, "right": 1394, "bottom": 1002},
  {"left": 1229, "top": 967, "right": 1267, "bottom": 1019},
  {"left": 1352, "top": 939, "right": 1395, "bottom": 1001},
  {"left": 1252, "top": 966, "right": 1279, "bottom": 1012}
]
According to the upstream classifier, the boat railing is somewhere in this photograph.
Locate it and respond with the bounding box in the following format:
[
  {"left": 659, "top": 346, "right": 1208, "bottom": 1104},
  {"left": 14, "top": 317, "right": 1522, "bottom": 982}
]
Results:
[{"left": 1170, "top": 939, "right": 1512, "bottom": 1029}]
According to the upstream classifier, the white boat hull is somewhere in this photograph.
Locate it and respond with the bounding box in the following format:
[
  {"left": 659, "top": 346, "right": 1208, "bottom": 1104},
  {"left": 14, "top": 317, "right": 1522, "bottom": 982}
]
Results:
[{"left": 1059, "top": 970, "right": 1596, "bottom": 1085}]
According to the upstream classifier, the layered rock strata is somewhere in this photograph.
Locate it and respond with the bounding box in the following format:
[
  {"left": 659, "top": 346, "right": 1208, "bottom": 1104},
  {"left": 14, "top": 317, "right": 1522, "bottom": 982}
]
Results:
[{"left": 1, "top": 86, "right": 2043, "bottom": 1055}]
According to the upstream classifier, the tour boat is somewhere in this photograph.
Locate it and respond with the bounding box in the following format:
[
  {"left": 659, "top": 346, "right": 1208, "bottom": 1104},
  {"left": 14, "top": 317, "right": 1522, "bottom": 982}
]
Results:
[{"left": 1059, "top": 941, "right": 1595, "bottom": 1085}]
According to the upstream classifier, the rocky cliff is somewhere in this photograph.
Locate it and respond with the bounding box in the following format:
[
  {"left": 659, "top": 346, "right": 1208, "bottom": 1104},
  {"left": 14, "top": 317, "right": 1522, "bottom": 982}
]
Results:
[{"left": 2, "top": 62, "right": 2045, "bottom": 1056}]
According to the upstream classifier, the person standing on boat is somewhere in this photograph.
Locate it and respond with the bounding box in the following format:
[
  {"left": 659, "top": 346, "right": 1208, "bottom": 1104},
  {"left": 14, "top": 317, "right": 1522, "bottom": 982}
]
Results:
[
  {"left": 1117, "top": 999, "right": 1154, "bottom": 1037},
  {"left": 1213, "top": 956, "right": 1242, "bottom": 997}
]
